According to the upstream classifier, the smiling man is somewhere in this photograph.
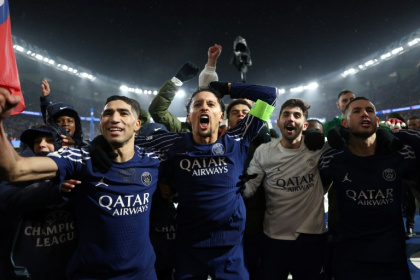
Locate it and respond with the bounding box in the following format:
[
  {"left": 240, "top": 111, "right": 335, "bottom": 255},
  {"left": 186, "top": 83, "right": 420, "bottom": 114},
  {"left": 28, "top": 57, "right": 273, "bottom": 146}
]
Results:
[
  {"left": 87, "top": 82, "right": 278, "bottom": 280},
  {"left": 319, "top": 97, "right": 419, "bottom": 280},
  {"left": 0, "top": 90, "right": 160, "bottom": 280},
  {"left": 243, "top": 98, "right": 329, "bottom": 280}
]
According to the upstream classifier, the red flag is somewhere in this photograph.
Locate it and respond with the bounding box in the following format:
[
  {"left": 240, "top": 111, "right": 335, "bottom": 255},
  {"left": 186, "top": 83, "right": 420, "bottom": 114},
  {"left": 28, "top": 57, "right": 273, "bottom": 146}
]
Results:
[{"left": 0, "top": 0, "right": 25, "bottom": 115}]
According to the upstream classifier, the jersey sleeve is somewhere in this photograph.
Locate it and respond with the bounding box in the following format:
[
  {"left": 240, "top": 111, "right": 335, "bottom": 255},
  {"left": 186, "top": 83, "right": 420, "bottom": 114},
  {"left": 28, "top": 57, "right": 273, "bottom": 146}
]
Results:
[
  {"left": 230, "top": 82, "right": 278, "bottom": 107},
  {"left": 47, "top": 147, "right": 85, "bottom": 181},
  {"left": 243, "top": 145, "right": 266, "bottom": 198},
  {"left": 148, "top": 80, "right": 189, "bottom": 132}
]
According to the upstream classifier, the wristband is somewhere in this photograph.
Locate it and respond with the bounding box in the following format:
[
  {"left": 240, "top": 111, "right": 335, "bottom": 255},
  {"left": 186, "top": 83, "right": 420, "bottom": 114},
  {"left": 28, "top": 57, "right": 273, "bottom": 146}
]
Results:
[{"left": 249, "top": 99, "right": 275, "bottom": 122}]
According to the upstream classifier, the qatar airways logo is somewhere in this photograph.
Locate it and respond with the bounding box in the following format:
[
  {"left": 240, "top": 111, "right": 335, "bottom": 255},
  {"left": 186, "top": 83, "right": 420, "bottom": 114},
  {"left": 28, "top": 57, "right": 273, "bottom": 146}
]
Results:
[
  {"left": 276, "top": 174, "right": 315, "bottom": 192},
  {"left": 346, "top": 188, "right": 394, "bottom": 206},
  {"left": 180, "top": 157, "right": 228, "bottom": 176},
  {"left": 99, "top": 193, "right": 150, "bottom": 216}
]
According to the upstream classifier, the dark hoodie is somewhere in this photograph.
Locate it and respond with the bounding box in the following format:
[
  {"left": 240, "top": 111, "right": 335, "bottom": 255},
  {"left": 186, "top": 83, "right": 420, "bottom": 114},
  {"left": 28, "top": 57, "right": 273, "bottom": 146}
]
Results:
[
  {"left": 44, "top": 102, "right": 84, "bottom": 147},
  {"left": 0, "top": 124, "right": 76, "bottom": 280}
]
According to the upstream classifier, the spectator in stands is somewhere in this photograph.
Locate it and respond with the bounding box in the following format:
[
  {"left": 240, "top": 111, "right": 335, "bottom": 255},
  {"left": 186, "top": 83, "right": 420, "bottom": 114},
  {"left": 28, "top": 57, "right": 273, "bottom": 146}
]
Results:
[
  {"left": 0, "top": 124, "right": 76, "bottom": 280},
  {"left": 323, "top": 90, "right": 355, "bottom": 136},
  {"left": 40, "top": 79, "right": 85, "bottom": 146},
  {"left": 407, "top": 116, "right": 420, "bottom": 129},
  {"left": 308, "top": 119, "right": 325, "bottom": 134}
]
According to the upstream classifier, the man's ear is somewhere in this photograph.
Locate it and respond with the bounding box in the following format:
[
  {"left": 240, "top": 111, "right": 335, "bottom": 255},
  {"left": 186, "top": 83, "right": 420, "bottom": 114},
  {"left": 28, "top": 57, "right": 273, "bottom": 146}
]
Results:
[
  {"left": 341, "top": 118, "right": 348, "bottom": 128},
  {"left": 187, "top": 113, "right": 191, "bottom": 124},
  {"left": 134, "top": 119, "right": 141, "bottom": 132},
  {"left": 276, "top": 118, "right": 280, "bottom": 128},
  {"left": 219, "top": 113, "right": 224, "bottom": 124},
  {"left": 336, "top": 101, "right": 340, "bottom": 110},
  {"left": 302, "top": 121, "right": 309, "bottom": 131}
]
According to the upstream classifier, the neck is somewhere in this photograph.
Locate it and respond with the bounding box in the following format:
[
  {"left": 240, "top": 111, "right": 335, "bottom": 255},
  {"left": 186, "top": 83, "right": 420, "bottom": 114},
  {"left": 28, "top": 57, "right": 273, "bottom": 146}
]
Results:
[
  {"left": 111, "top": 139, "right": 135, "bottom": 163},
  {"left": 193, "top": 133, "right": 218, "bottom": 145},
  {"left": 280, "top": 136, "right": 302, "bottom": 149},
  {"left": 347, "top": 133, "right": 377, "bottom": 156}
]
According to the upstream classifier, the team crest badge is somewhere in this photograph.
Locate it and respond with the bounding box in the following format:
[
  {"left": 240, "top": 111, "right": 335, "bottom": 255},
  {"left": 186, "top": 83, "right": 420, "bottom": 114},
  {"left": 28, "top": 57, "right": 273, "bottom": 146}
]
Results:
[
  {"left": 141, "top": 172, "right": 152, "bottom": 186},
  {"left": 383, "top": 168, "right": 396, "bottom": 182},
  {"left": 212, "top": 143, "right": 225, "bottom": 155}
]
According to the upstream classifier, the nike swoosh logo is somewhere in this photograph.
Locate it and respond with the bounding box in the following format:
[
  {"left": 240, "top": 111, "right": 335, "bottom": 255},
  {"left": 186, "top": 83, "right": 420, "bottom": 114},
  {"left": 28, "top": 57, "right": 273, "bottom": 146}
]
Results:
[
  {"left": 60, "top": 107, "right": 67, "bottom": 110},
  {"left": 154, "top": 128, "right": 162, "bottom": 131}
]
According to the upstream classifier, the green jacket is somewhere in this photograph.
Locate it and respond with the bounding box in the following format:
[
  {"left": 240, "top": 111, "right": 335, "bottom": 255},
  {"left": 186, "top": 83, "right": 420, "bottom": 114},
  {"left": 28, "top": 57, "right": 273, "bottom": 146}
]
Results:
[{"left": 148, "top": 80, "right": 191, "bottom": 132}]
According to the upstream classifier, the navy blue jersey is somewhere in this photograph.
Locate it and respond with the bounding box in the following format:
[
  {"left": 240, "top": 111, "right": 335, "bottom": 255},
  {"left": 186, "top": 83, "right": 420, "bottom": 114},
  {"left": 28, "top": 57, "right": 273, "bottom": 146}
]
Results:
[
  {"left": 49, "top": 145, "right": 159, "bottom": 280},
  {"left": 319, "top": 145, "right": 417, "bottom": 263},
  {"left": 136, "top": 83, "right": 277, "bottom": 247}
]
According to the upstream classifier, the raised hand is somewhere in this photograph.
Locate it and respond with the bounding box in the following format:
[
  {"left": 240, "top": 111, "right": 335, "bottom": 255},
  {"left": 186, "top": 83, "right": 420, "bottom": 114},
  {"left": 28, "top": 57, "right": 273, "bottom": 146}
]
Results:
[
  {"left": 0, "top": 87, "right": 21, "bottom": 122},
  {"left": 41, "top": 79, "right": 51, "bottom": 97},
  {"left": 207, "top": 44, "right": 222, "bottom": 67}
]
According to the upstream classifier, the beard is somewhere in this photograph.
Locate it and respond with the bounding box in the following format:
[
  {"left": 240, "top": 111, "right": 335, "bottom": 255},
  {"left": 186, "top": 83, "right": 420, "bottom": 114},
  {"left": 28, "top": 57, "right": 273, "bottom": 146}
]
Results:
[
  {"left": 198, "top": 127, "right": 213, "bottom": 138},
  {"left": 351, "top": 124, "right": 377, "bottom": 139}
]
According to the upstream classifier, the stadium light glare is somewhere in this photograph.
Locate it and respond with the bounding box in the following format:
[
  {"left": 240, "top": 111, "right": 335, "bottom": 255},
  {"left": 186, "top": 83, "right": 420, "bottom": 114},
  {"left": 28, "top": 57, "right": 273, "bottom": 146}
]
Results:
[
  {"left": 35, "top": 54, "right": 43, "bottom": 60},
  {"left": 290, "top": 86, "right": 304, "bottom": 93},
  {"left": 120, "top": 85, "right": 129, "bottom": 91},
  {"left": 176, "top": 90, "right": 185, "bottom": 97},
  {"left": 278, "top": 88, "right": 286, "bottom": 94},
  {"left": 305, "top": 82, "right": 318, "bottom": 90},
  {"left": 408, "top": 38, "right": 420, "bottom": 46},
  {"left": 391, "top": 47, "right": 403, "bottom": 55},
  {"left": 381, "top": 53, "right": 391, "bottom": 60},
  {"left": 153, "top": 90, "right": 158, "bottom": 95},
  {"left": 14, "top": 45, "right": 24, "bottom": 52}
]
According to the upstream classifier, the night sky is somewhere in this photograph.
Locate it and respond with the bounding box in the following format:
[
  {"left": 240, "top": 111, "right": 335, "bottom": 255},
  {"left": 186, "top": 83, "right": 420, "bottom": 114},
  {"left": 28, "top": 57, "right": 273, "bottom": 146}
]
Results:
[{"left": 8, "top": 0, "right": 420, "bottom": 90}]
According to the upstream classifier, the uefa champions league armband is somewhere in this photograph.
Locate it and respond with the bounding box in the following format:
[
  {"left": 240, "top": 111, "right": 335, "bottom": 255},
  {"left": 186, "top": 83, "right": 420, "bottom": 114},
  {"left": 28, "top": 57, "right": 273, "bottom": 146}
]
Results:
[{"left": 249, "top": 99, "right": 275, "bottom": 122}]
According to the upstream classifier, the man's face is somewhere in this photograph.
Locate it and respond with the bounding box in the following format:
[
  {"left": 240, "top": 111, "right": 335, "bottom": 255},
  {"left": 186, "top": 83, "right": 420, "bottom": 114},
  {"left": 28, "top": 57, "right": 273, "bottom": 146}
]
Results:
[
  {"left": 277, "top": 106, "right": 308, "bottom": 143},
  {"left": 307, "top": 120, "right": 324, "bottom": 134},
  {"left": 337, "top": 92, "right": 355, "bottom": 114},
  {"left": 228, "top": 104, "right": 249, "bottom": 127},
  {"left": 187, "top": 91, "right": 224, "bottom": 139},
  {"left": 33, "top": 134, "right": 55, "bottom": 154},
  {"left": 100, "top": 100, "right": 140, "bottom": 148},
  {"left": 407, "top": 119, "right": 420, "bottom": 129},
  {"left": 55, "top": 115, "right": 76, "bottom": 137},
  {"left": 342, "top": 99, "right": 379, "bottom": 139}
]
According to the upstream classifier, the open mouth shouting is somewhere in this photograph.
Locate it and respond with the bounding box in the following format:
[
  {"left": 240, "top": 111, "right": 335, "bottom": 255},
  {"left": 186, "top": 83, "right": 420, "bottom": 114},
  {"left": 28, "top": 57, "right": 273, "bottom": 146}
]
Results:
[
  {"left": 199, "top": 114, "right": 210, "bottom": 130},
  {"left": 284, "top": 123, "right": 296, "bottom": 135}
]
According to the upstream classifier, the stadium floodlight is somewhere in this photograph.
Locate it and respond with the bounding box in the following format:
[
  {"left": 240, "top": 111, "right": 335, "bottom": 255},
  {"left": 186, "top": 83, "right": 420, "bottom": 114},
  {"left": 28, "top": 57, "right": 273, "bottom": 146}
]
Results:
[
  {"left": 13, "top": 45, "right": 24, "bottom": 52},
  {"left": 176, "top": 90, "right": 185, "bottom": 97},
  {"left": 305, "top": 82, "right": 318, "bottom": 90},
  {"left": 120, "top": 85, "right": 129, "bottom": 91},
  {"left": 391, "top": 47, "right": 403, "bottom": 55},
  {"left": 278, "top": 88, "right": 286, "bottom": 94},
  {"left": 408, "top": 38, "right": 420, "bottom": 46},
  {"left": 35, "top": 54, "right": 43, "bottom": 60},
  {"left": 365, "top": 60, "right": 375, "bottom": 67},
  {"left": 381, "top": 53, "right": 391, "bottom": 60},
  {"left": 135, "top": 88, "right": 142, "bottom": 94},
  {"left": 358, "top": 64, "right": 365, "bottom": 69},
  {"left": 290, "top": 86, "right": 304, "bottom": 93},
  {"left": 153, "top": 90, "right": 158, "bottom": 95},
  {"left": 48, "top": 60, "right": 55, "bottom": 65}
]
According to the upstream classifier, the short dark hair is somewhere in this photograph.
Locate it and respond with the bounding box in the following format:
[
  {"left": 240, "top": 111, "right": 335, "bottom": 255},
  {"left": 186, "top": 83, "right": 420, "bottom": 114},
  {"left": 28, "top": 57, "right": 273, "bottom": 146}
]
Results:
[
  {"left": 343, "top": 96, "right": 372, "bottom": 115},
  {"left": 408, "top": 116, "right": 420, "bottom": 121},
  {"left": 103, "top": 95, "right": 141, "bottom": 119},
  {"left": 279, "top": 98, "right": 310, "bottom": 120},
  {"left": 226, "top": 99, "right": 251, "bottom": 120},
  {"left": 307, "top": 119, "right": 325, "bottom": 133},
  {"left": 338, "top": 90, "right": 354, "bottom": 100},
  {"left": 185, "top": 88, "right": 226, "bottom": 114}
]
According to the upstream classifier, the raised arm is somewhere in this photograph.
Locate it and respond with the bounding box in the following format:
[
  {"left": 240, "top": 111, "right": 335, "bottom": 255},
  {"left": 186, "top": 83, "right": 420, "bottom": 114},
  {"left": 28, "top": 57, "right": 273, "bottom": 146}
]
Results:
[
  {"left": 149, "top": 62, "right": 199, "bottom": 132},
  {"left": 40, "top": 79, "right": 53, "bottom": 123},
  {"left": 0, "top": 87, "right": 59, "bottom": 182},
  {"left": 198, "top": 44, "right": 221, "bottom": 88}
]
